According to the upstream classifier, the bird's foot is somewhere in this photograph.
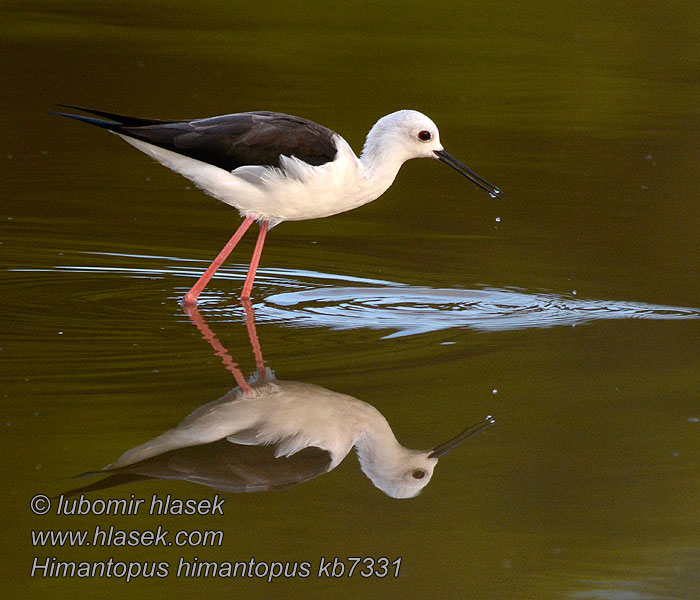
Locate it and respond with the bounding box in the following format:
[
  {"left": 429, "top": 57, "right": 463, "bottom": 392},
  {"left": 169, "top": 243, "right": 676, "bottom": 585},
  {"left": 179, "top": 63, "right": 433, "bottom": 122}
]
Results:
[{"left": 181, "top": 292, "right": 199, "bottom": 309}]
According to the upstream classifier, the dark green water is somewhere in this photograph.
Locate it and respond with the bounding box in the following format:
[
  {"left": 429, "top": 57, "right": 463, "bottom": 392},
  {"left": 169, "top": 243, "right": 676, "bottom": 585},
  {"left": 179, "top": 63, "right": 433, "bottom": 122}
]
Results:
[{"left": 2, "top": 1, "right": 700, "bottom": 598}]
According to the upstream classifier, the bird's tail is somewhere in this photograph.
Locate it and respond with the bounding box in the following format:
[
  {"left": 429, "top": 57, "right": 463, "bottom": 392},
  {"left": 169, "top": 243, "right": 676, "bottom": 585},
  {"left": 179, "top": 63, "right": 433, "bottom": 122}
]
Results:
[
  {"left": 49, "top": 104, "right": 175, "bottom": 130},
  {"left": 57, "top": 473, "right": 152, "bottom": 498}
]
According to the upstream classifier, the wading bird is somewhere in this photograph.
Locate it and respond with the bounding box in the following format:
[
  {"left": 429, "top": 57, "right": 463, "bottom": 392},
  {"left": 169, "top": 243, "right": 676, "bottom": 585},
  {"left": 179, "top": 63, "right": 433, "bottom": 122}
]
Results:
[{"left": 53, "top": 106, "right": 501, "bottom": 305}]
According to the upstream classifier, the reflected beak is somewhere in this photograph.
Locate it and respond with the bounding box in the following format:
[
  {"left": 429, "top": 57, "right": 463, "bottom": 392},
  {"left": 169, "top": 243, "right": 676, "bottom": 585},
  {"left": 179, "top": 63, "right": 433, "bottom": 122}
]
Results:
[
  {"left": 428, "top": 415, "right": 496, "bottom": 459},
  {"left": 435, "top": 149, "right": 502, "bottom": 198}
]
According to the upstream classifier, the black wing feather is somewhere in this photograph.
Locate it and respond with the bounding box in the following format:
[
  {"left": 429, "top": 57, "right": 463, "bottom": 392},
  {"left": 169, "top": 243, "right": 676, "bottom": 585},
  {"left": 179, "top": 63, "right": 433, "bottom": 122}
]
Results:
[
  {"left": 55, "top": 104, "right": 175, "bottom": 127},
  {"left": 53, "top": 106, "right": 338, "bottom": 170}
]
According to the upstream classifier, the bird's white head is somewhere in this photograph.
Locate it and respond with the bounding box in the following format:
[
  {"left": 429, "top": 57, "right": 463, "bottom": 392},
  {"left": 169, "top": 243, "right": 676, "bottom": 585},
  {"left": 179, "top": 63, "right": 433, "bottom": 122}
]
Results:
[
  {"left": 361, "top": 110, "right": 502, "bottom": 198},
  {"left": 357, "top": 415, "right": 496, "bottom": 499},
  {"left": 360, "top": 449, "right": 439, "bottom": 499},
  {"left": 363, "top": 110, "right": 444, "bottom": 164}
]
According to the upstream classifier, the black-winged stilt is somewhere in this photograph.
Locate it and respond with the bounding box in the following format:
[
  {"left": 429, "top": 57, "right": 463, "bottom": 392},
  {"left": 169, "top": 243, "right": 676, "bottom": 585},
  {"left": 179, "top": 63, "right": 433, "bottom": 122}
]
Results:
[{"left": 53, "top": 106, "right": 501, "bottom": 305}]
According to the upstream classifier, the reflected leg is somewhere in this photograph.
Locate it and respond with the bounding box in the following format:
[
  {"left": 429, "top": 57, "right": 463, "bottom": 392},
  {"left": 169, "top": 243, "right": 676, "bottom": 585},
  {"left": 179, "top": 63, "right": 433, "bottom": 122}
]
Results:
[
  {"left": 242, "top": 299, "right": 266, "bottom": 379},
  {"left": 182, "top": 304, "right": 252, "bottom": 392}
]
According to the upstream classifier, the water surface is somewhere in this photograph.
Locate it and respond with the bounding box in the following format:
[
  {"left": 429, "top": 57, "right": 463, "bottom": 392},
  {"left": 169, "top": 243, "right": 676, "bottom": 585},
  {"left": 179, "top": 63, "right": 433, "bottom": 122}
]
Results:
[{"left": 2, "top": 1, "right": 700, "bottom": 599}]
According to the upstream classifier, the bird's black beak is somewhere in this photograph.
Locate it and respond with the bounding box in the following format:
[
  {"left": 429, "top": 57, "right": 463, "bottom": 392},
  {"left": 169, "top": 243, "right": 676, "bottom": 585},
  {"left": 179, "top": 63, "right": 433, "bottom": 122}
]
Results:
[
  {"left": 428, "top": 415, "right": 496, "bottom": 459},
  {"left": 435, "top": 150, "right": 502, "bottom": 198}
]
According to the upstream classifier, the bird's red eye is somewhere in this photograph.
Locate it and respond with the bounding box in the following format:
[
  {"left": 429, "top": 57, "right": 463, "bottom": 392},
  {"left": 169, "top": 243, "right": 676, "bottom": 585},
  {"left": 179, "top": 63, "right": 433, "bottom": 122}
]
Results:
[
  {"left": 412, "top": 469, "right": 426, "bottom": 479},
  {"left": 418, "top": 130, "right": 431, "bottom": 141}
]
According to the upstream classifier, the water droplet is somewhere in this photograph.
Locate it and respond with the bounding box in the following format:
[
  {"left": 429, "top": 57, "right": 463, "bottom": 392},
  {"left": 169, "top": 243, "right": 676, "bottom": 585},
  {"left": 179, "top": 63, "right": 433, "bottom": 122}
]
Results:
[
  {"left": 492, "top": 389, "right": 498, "bottom": 395},
  {"left": 687, "top": 416, "right": 699, "bottom": 423},
  {"left": 495, "top": 217, "right": 501, "bottom": 223},
  {"left": 572, "top": 290, "right": 577, "bottom": 295},
  {"left": 440, "top": 341, "right": 456, "bottom": 345}
]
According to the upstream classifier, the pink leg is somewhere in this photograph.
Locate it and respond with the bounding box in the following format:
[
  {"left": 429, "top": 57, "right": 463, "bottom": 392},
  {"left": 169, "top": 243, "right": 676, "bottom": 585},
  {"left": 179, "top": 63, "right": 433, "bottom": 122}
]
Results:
[
  {"left": 240, "top": 222, "right": 268, "bottom": 301},
  {"left": 183, "top": 216, "right": 255, "bottom": 306},
  {"left": 242, "top": 299, "right": 266, "bottom": 378},
  {"left": 183, "top": 305, "right": 252, "bottom": 392}
]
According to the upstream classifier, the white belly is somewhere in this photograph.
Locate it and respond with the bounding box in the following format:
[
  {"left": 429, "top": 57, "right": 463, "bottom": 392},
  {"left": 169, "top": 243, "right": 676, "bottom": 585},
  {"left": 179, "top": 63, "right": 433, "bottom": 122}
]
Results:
[{"left": 117, "top": 134, "right": 396, "bottom": 225}]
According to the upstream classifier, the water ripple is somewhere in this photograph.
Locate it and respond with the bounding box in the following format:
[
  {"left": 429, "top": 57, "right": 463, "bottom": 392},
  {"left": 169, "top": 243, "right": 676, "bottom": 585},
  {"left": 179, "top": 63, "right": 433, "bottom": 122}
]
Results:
[
  {"left": 256, "top": 286, "right": 700, "bottom": 338},
  {"left": 8, "top": 251, "right": 700, "bottom": 339}
]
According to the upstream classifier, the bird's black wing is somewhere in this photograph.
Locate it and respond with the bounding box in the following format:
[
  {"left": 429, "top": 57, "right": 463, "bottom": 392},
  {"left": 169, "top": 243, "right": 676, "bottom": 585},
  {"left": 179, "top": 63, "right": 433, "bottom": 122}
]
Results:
[{"left": 52, "top": 106, "right": 338, "bottom": 170}]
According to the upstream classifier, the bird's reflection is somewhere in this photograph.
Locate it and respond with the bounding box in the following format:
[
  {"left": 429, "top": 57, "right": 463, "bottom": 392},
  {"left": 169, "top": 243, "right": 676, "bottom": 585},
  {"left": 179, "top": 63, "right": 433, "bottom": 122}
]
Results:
[{"left": 66, "top": 303, "right": 494, "bottom": 499}]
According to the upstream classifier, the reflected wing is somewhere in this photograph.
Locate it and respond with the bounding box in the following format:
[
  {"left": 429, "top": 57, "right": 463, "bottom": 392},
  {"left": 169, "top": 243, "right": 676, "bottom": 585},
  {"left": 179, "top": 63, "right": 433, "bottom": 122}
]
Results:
[
  {"left": 52, "top": 105, "right": 338, "bottom": 170},
  {"left": 63, "top": 439, "right": 332, "bottom": 495}
]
